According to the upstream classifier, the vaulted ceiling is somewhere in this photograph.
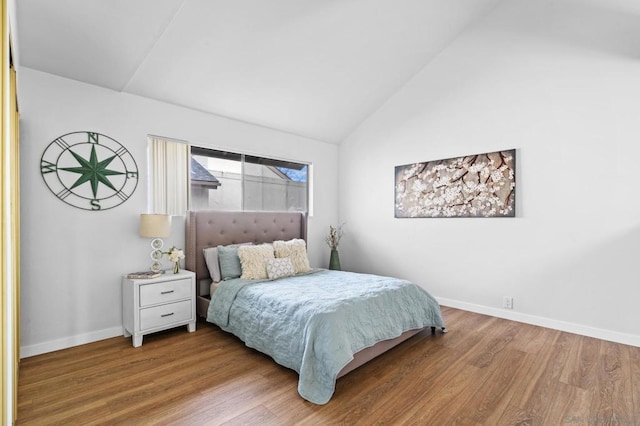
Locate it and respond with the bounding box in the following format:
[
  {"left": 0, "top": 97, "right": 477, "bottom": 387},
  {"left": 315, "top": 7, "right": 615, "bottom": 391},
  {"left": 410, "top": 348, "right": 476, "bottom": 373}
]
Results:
[
  {"left": 15, "top": 0, "right": 505, "bottom": 143},
  {"left": 14, "top": 0, "right": 640, "bottom": 144}
]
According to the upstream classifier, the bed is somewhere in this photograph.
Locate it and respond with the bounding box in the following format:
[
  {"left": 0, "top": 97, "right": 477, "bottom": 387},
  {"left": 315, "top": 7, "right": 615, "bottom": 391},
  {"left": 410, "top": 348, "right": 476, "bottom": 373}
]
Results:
[{"left": 185, "top": 210, "right": 445, "bottom": 404}]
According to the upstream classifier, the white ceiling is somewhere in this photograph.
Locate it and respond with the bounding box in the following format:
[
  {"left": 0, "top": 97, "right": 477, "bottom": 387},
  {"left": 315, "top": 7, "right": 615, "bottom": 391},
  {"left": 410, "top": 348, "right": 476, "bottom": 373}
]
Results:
[
  {"left": 16, "top": 0, "right": 505, "bottom": 143},
  {"left": 15, "top": 0, "right": 640, "bottom": 144}
]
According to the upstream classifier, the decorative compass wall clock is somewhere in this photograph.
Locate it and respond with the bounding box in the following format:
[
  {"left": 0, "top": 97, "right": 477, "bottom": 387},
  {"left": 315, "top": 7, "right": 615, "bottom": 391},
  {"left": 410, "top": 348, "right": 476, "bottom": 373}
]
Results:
[{"left": 40, "top": 131, "right": 139, "bottom": 211}]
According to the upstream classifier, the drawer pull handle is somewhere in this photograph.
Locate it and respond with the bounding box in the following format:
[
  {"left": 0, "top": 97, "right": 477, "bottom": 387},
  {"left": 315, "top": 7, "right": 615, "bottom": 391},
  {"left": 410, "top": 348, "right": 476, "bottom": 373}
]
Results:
[
  {"left": 161, "top": 312, "right": 174, "bottom": 318},
  {"left": 161, "top": 290, "right": 174, "bottom": 295}
]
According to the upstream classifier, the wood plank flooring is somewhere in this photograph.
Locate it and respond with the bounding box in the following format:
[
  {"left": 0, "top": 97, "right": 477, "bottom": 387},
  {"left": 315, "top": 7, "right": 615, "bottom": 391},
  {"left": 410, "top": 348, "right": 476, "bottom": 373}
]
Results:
[{"left": 16, "top": 307, "right": 640, "bottom": 425}]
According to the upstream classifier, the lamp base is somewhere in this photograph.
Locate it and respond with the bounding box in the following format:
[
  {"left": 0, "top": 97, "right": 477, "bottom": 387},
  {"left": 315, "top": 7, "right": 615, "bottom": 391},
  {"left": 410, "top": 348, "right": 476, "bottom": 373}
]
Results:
[{"left": 149, "top": 238, "right": 164, "bottom": 272}]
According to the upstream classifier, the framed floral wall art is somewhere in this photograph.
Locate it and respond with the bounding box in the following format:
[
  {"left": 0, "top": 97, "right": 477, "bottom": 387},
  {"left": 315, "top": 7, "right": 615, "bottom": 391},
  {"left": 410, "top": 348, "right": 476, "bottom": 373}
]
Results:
[{"left": 394, "top": 149, "right": 516, "bottom": 218}]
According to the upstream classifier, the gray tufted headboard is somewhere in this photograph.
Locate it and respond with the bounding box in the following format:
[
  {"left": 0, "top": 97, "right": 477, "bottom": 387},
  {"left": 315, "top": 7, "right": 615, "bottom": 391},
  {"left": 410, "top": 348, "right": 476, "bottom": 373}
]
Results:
[{"left": 185, "top": 210, "right": 307, "bottom": 316}]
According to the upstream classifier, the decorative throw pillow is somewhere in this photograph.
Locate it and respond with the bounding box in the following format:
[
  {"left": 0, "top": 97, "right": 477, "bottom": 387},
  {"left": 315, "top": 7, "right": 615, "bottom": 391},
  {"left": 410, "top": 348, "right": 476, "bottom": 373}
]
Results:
[
  {"left": 273, "top": 239, "right": 312, "bottom": 274},
  {"left": 238, "top": 244, "right": 274, "bottom": 280},
  {"left": 207, "top": 242, "right": 252, "bottom": 281},
  {"left": 266, "top": 257, "right": 295, "bottom": 280},
  {"left": 217, "top": 245, "right": 244, "bottom": 280}
]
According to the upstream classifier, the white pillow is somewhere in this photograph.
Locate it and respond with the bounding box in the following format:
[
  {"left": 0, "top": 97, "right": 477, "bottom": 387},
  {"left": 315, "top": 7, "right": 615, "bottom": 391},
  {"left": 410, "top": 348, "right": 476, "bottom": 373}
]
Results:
[
  {"left": 203, "top": 247, "right": 223, "bottom": 282},
  {"left": 238, "top": 244, "right": 274, "bottom": 280},
  {"left": 273, "top": 239, "right": 311, "bottom": 274},
  {"left": 266, "top": 257, "right": 295, "bottom": 280}
]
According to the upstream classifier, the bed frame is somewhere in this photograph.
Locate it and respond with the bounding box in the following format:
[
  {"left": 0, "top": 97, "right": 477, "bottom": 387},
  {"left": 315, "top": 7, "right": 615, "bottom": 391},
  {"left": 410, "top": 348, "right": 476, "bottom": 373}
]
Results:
[{"left": 185, "top": 210, "right": 428, "bottom": 378}]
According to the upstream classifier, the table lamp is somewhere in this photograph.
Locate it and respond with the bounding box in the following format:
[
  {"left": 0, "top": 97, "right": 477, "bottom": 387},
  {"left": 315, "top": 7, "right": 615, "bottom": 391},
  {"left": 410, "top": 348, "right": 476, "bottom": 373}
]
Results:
[{"left": 139, "top": 214, "right": 172, "bottom": 272}]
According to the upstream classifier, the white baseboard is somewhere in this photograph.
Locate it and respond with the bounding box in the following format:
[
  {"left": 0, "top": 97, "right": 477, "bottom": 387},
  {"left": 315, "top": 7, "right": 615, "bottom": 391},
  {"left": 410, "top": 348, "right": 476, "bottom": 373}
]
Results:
[
  {"left": 20, "top": 326, "right": 123, "bottom": 358},
  {"left": 20, "top": 299, "right": 640, "bottom": 357},
  {"left": 437, "top": 297, "right": 640, "bottom": 348}
]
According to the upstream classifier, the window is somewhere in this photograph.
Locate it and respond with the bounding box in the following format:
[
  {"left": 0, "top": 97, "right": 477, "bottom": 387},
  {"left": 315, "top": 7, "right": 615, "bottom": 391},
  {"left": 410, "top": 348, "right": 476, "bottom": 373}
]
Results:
[{"left": 190, "top": 146, "right": 308, "bottom": 213}]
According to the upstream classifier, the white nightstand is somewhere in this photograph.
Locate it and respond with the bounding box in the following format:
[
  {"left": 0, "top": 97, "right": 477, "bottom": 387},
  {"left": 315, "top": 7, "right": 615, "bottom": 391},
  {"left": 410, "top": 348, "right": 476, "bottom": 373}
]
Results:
[{"left": 122, "top": 269, "right": 196, "bottom": 347}]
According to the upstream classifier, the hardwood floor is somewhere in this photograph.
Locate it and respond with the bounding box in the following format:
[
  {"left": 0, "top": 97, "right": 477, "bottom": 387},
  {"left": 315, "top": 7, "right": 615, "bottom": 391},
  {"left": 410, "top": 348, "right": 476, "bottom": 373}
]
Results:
[{"left": 17, "top": 307, "right": 640, "bottom": 425}]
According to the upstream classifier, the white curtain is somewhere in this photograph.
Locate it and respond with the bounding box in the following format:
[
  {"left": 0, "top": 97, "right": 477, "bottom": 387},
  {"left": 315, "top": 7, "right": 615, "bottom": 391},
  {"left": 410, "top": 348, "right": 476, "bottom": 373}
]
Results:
[{"left": 149, "top": 136, "right": 189, "bottom": 215}]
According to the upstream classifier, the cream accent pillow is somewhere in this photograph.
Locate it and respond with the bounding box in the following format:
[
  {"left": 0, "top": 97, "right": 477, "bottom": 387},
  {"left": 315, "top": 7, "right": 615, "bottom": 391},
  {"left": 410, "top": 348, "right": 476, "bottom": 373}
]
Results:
[
  {"left": 266, "top": 257, "right": 295, "bottom": 280},
  {"left": 273, "top": 239, "right": 312, "bottom": 274},
  {"left": 238, "top": 244, "right": 274, "bottom": 280}
]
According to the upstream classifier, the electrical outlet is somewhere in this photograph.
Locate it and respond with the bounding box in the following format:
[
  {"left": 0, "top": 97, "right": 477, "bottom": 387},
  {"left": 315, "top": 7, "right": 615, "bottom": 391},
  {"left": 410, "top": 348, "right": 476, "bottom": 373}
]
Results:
[{"left": 503, "top": 296, "right": 514, "bottom": 309}]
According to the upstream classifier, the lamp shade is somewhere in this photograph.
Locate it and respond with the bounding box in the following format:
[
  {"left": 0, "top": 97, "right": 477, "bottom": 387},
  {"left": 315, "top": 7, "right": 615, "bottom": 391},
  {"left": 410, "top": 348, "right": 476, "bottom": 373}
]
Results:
[{"left": 139, "top": 214, "right": 171, "bottom": 238}]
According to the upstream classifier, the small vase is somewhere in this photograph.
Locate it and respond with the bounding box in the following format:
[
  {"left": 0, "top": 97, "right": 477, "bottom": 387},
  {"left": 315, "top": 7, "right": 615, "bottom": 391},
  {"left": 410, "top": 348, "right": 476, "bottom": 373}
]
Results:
[
  {"left": 173, "top": 262, "right": 179, "bottom": 274},
  {"left": 329, "top": 249, "right": 341, "bottom": 271}
]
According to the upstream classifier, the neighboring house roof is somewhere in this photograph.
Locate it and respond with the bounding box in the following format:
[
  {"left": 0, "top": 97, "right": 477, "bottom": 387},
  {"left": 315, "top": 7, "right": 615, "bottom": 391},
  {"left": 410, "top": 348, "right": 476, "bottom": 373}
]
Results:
[{"left": 191, "top": 158, "right": 221, "bottom": 188}]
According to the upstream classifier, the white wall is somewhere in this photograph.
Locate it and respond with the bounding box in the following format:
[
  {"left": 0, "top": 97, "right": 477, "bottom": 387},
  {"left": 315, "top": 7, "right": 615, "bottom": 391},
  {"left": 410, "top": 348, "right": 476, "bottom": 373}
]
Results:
[
  {"left": 339, "top": 0, "right": 640, "bottom": 346},
  {"left": 19, "top": 68, "right": 338, "bottom": 356}
]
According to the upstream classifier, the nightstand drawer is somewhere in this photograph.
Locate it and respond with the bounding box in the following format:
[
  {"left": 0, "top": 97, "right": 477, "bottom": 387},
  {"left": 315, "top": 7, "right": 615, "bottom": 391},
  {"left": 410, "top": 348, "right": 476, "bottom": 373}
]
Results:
[
  {"left": 139, "top": 278, "right": 192, "bottom": 307},
  {"left": 140, "top": 300, "right": 192, "bottom": 330}
]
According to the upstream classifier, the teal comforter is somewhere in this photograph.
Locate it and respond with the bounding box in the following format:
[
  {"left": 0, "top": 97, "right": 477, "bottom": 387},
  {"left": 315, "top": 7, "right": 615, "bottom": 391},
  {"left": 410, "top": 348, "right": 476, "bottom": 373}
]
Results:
[{"left": 207, "top": 269, "right": 445, "bottom": 404}]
